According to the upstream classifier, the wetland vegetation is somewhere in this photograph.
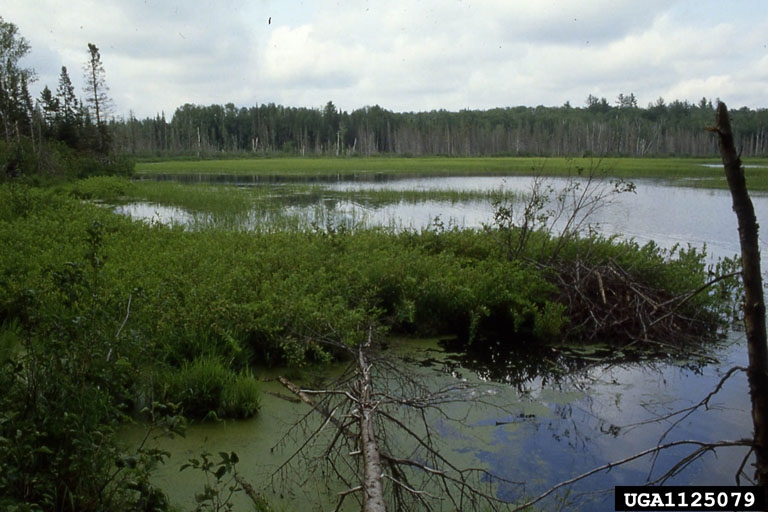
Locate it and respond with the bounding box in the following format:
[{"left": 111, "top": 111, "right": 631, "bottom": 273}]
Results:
[
  {"left": 134, "top": 156, "right": 768, "bottom": 190},
  {"left": 0, "top": 15, "right": 760, "bottom": 510},
  {"left": 0, "top": 164, "right": 744, "bottom": 510}
]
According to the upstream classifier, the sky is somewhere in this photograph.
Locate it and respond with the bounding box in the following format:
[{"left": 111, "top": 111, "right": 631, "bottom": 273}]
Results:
[{"left": 4, "top": 0, "right": 768, "bottom": 120}]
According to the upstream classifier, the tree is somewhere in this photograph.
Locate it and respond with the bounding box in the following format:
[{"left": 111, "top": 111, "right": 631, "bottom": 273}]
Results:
[
  {"left": 56, "top": 66, "right": 80, "bottom": 147},
  {"left": 586, "top": 94, "right": 611, "bottom": 114},
  {"left": 0, "top": 16, "right": 36, "bottom": 141},
  {"left": 617, "top": 92, "right": 638, "bottom": 109},
  {"left": 708, "top": 102, "right": 768, "bottom": 490},
  {"left": 83, "top": 43, "right": 111, "bottom": 152},
  {"left": 38, "top": 85, "right": 58, "bottom": 136},
  {"left": 323, "top": 100, "right": 341, "bottom": 154},
  {"left": 56, "top": 66, "right": 78, "bottom": 122}
]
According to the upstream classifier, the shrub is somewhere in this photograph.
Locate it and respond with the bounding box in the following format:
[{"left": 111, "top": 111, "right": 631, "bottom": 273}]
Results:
[{"left": 68, "top": 175, "right": 136, "bottom": 200}]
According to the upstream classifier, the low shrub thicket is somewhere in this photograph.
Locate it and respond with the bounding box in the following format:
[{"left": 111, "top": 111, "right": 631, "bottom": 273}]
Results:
[
  {"left": 0, "top": 179, "right": 735, "bottom": 510},
  {"left": 0, "top": 182, "right": 731, "bottom": 372},
  {"left": 1, "top": 139, "right": 135, "bottom": 186}
]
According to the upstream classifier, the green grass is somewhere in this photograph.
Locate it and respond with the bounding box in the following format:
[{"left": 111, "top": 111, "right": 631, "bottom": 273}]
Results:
[
  {"left": 64, "top": 176, "right": 525, "bottom": 232},
  {"left": 124, "top": 180, "right": 519, "bottom": 208},
  {"left": 134, "top": 156, "right": 768, "bottom": 190}
]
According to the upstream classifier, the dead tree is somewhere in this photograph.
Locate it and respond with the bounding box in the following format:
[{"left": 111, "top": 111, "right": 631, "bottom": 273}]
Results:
[
  {"left": 708, "top": 101, "right": 768, "bottom": 489},
  {"left": 274, "top": 331, "right": 522, "bottom": 511},
  {"left": 357, "top": 340, "right": 387, "bottom": 512}
]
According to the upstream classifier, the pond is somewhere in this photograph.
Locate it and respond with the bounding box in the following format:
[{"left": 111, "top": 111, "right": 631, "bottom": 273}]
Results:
[
  {"left": 118, "top": 173, "right": 766, "bottom": 511},
  {"left": 119, "top": 174, "right": 767, "bottom": 262}
]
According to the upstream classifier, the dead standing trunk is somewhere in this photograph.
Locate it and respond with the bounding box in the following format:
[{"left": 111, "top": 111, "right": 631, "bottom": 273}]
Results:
[{"left": 709, "top": 102, "right": 768, "bottom": 490}]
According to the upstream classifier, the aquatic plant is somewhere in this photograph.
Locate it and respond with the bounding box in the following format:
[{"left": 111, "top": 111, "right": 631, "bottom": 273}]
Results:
[
  {"left": 158, "top": 356, "right": 260, "bottom": 420},
  {"left": 0, "top": 170, "right": 740, "bottom": 510}
]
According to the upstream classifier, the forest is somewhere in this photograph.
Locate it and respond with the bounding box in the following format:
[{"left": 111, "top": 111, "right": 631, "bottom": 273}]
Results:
[
  {"left": 3, "top": 24, "right": 768, "bottom": 166},
  {"left": 113, "top": 97, "right": 768, "bottom": 159},
  {"left": 3, "top": 7, "right": 767, "bottom": 168}
]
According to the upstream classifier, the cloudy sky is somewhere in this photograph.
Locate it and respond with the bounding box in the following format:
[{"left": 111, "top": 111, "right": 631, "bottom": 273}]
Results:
[{"left": 5, "top": 0, "right": 768, "bottom": 119}]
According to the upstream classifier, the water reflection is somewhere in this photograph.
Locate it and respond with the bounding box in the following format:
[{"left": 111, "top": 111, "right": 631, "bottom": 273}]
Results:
[
  {"left": 401, "top": 334, "right": 753, "bottom": 511},
  {"left": 120, "top": 174, "right": 768, "bottom": 262},
  {"left": 125, "top": 334, "right": 753, "bottom": 511},
  {"left": 115, "top": 174, "right": 760, "bottom": 511}
]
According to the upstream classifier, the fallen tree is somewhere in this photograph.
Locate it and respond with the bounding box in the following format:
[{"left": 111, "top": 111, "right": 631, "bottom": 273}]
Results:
[{"left": 274, "top": 330, "right": 522, "bottom": 512}]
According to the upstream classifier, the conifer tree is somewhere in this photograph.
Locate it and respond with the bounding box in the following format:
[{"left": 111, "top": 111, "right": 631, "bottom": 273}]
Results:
[
  {"left": 83, "top": 43, "right": 111, "bottom": 153},
  {"left": 56, "top": 66, "right": 80, "bottom": 147}
]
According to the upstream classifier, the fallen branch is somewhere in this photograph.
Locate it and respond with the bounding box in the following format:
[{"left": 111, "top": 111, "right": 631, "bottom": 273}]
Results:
[{"left": 511, "top": 439, "right": 753, "bottom": 512}]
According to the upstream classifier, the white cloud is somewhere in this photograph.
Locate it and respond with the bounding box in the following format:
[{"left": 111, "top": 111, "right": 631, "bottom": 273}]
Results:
[
  {"left": 4, "top": 0, "right": 768, "bottom": 118},
  {"left": 263, "top": 25, "right": 358, "bottom": 87}
]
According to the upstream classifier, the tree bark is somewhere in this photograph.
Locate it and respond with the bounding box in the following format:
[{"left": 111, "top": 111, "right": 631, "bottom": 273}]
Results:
[
  {"left": 710, "top": 102, "right": 768, "bottom": 490},
  {"left": 278, "top": 336, "right": 387, "bottom": 512},
  {"left": 357, "top": 340, "right": 387, "bottom": 512}
]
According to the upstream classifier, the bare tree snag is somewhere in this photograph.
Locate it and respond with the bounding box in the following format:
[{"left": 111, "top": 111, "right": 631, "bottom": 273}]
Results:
[
  {"left": 278, "top": 336, "right": 388, "bottom": 512},
  {"left": 709, "top": 101, "right": 768, "bottom": 489},
  {"left": 276, "top": 332, "right": 519, "bottom": 511},
  {"left": 357, "top": 341, "right": 387, "bottom": 512}
]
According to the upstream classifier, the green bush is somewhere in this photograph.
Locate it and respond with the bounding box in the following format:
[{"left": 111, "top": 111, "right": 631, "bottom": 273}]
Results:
[
  {"left": 68, "top": 175, "right": 136, "bottom": 200},
  {"left": 0, "top": 228, "right": 169, "bottom": 511},
  {"left": 0, "top": 183, "right": 732, "bottom": 417}
]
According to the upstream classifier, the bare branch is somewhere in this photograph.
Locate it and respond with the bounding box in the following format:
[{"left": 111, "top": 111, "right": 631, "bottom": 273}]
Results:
[
  {"left": 511, "top": 439, "right": 753, "bottom": 512},
  {"left": 115, "top": 293, "right": 132, "bottom": 340}
]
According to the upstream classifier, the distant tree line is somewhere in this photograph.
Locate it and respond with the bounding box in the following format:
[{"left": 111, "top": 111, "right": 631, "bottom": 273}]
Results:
[
  {"left": 111, "top": 97, "right": 768, "bottom": 159},
  {"left": 4, "top": 13, "right": 768, "bottom": 177}
]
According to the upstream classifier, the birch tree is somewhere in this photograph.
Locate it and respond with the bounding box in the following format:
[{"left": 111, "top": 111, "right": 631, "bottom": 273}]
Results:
[{"left": 0, "top": 16, "right": 35, "bottom": 141}]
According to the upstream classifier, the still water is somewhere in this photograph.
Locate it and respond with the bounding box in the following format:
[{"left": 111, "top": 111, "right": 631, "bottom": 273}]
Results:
[
  {"left": 119, "top": 175, "right": 768, "bottom": 261},
  {"left": 119, "top": 175, "right": 766, "bottom": 511}
]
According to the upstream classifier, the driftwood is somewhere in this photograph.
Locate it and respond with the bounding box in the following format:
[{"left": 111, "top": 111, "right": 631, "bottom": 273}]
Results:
[{"left": 708, "top": 101, "right": 768, "bottom": 489}]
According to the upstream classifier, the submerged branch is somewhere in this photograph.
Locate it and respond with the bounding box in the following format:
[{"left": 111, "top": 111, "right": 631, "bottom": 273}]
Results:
[{"left": 511, "top": 439, "right": 753, "bottom": 512}]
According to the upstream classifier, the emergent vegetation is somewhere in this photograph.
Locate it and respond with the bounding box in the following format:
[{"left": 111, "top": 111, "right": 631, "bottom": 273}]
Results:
[
  {"left": 0, "top": 173, "right": 739, "bottom": 509},
  {"left": 0, "top": 14, "right": 749, "bottom": 512}
]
